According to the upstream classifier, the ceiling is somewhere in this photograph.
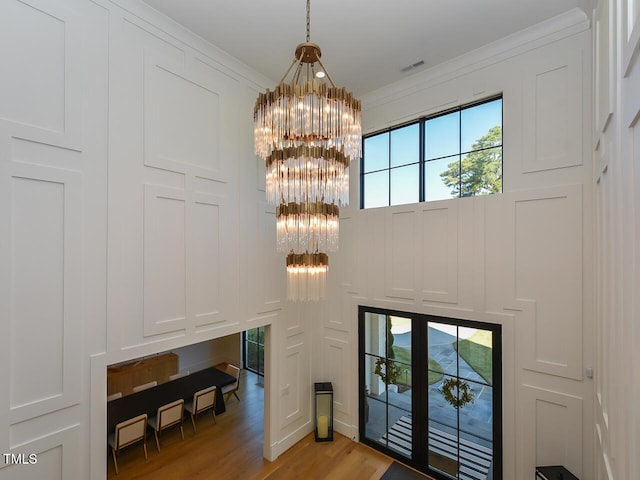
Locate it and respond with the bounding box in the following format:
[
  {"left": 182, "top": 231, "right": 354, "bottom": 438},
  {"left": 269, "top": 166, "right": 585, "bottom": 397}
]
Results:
[{"left": 142, "top": 0, "right": 592, "bottom": 96}]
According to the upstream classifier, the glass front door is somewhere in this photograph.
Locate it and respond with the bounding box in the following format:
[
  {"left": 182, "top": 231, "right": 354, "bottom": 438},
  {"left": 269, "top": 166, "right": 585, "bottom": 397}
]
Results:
[{"left": 359, "top": 307, "right": 502, "bottom": 480}]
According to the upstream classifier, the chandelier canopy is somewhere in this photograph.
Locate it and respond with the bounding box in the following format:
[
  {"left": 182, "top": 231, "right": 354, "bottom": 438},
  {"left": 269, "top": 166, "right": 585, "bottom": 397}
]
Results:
[{"left": 254, "top": 0, "right": 361, "bottom": 301}]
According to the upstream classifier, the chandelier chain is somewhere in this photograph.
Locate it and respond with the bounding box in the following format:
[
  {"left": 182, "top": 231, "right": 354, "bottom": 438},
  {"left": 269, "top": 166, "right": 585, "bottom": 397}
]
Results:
[{"left": 306, "top": 0, "right": 310, "bottom": 42}]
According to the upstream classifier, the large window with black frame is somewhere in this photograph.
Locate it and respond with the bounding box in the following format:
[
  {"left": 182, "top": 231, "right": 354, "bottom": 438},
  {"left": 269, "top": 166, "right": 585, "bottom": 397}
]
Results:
[
  {"left": 361, "top": 96, "right": 502, "bottom": 209},
  {"left": 243, "top": 327, "right": 265, "bottom": 384},
  {"left": 359, "top": 306, "right": 502, "bottom": 480}
]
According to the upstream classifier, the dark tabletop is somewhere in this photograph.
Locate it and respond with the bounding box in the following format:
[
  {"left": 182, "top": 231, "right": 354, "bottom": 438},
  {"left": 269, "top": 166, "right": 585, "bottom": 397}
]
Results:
[
  {"left": 107, "top": 366, "right": 236, "bottom": 431},
  {"left": 536, "top": 465, "right": 580, "bottom": 480}
]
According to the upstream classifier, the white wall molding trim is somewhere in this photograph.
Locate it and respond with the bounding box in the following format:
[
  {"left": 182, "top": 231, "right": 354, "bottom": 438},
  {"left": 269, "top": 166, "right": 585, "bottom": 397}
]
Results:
[
  {"left": 108, "top": 0, "right": 274, "bottom": 90},
  {"left": 269, "top": 421, "right": 314, "bottom": 460},
  {"left": 361, "top": 9, "right": 589, "bottom": 111}
]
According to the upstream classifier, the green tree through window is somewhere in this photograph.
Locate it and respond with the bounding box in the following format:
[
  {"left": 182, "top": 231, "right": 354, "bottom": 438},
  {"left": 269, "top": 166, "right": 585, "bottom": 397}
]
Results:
[{"left": 440, "top": 125, "right": 502, "bottom": 197}]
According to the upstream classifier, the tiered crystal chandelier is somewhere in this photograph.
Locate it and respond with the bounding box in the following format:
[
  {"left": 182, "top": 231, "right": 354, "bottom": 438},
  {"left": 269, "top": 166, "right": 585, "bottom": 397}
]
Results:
[{"left": 254, "top": 0, "right": 361, "bottom": 301}]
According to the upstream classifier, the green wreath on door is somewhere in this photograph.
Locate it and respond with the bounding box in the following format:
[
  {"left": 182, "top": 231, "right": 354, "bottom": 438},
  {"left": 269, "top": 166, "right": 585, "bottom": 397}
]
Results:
[{"left": 440, "top": 377, "right": 475, "bottom": 409}]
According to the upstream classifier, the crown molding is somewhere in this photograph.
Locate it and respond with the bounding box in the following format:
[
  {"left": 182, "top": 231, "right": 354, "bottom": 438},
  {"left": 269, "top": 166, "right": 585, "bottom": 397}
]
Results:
[{"left": 361, "top": 8, "right": 590, "bottom": 110}]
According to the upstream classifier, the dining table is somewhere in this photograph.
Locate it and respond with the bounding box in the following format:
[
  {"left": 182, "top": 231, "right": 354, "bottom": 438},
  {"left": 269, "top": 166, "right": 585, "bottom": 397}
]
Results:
[{"left": 107, "top": 366, "right": 236, "bottom": 431}]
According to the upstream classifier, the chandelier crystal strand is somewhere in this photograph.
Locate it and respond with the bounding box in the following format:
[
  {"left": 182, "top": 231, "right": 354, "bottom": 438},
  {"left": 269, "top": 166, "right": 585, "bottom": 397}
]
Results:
[
  {"left": 253, "top": 0, "right": 361, "bottom": 301},
  {"left": 265, "top": 146, "right": 350, "bottom": 206},
  {"left": 276, "top": 202, "right": 339, "bottom": 253},
  {"left": 286, "top": 253, "right": 328, "bottom": 302}
]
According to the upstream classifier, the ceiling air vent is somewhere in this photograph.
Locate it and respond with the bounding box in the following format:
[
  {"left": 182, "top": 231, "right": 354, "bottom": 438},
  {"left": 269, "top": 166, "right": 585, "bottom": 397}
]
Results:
[{"left": 401, "top": 60, "right": 425, "bottom": 73}]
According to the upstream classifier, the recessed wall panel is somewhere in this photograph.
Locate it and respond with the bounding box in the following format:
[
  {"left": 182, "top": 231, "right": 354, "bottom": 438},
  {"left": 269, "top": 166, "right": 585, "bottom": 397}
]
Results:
[
  {"left": 535, "top": 66, "right": 571, "bottom": 162},
  {"left": 624, "top": 0, "right": 640, "bottom": 73},
  {"left": 0, "top": 445, "right": 62, "bottom": 480},
  {"left": 281, "top": 350, "right": 302, "bottom": 427},
  {"left": 257, "top": 204, "right": 282, "bottom": 311},
  {"left": 595, "top": 0, "right": 613, "bottom": 134},
  {"left": 519, "top": 385, "right": 583, "bottom": 479},
  {"left": 325, "top": 338, "right": 348, "bottom": 415},
  {"left": 337, "top": 215, "right": 356, "bottom": 292},
  {"left": 515, "top": 188, "right": 582, "bottom": 379},
  {"left": 420, "top": 203, "right": 458, "bottom": 303},
  {"left": 145, "top": 63, "right": 220, "bottom": 175},
  {"left": 536, "top": 399, "right": 571, "bottom": 466},
  {"left": 631, "top": 120, "right": 640, "bottom": 469},
  {"left": 523, "top": 51, "right": 583, "bottom": 172},
  {"left": 386, "top": 210, "right": 416, "bottom": 299},
  {"left": 632, "top": 0, "right": 640, "bottom": 32},
  {"left": 191, "top": 197, "right": 221, "bottom": 326},
  {"left": 421, "top": 209, "right": 448, "bottom": 289},
  {"left": 10, "top": 177, "right": 64, "bottom": 408},
  {"left": 143, "top": 186, "right": 186, "bottom": 335},
  {"left": 0, "top": 425, "right": 80, "bottom": 480},
  {"left": 325, "top": 286, "right": 351, "bottom": 333},
  {"left": 532, "top": 388, "right": 583, "bottom": 477},
  {"left": 0, "top": 0, "right": 65, "bottom": 132}
]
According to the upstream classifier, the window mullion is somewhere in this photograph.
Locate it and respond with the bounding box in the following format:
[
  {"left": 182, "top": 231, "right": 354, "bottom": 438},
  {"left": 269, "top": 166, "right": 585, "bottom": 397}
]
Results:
[
  {"left": 387, "top": 132, "right": 392, "bottom": 206},
  {"left": 419, "top": 119, "right": 425, "bottom": 202},
  {"left": 458, "top": 108, "right": 462, "bottom": 198}
]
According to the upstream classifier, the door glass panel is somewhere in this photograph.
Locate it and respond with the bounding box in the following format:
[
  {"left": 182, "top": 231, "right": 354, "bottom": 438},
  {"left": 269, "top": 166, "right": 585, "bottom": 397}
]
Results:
[
  {"left": 365, "top": 395, "right": 386, "bottom": 445},
  {"left": 456, "top": 325, "right": 494, "bottom": 480},
  {"left": 364, "top": 322, "right": 385, "bottom": 446},
  {"left": 428, "top": 374, "right": 460, "bottom": 478},
  {"left": 428, "top": 322, "right": 494, "bottom": 479},
  {"left": 387, "top": 403, "right": 412, "bottom": 457},
  {"left": 363, "top": 313, "right": 412, "bottom": 460}
]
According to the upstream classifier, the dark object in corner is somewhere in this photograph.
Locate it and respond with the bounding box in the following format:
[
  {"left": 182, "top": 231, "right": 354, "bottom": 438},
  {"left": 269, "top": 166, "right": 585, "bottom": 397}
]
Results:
[
  {"left": 536, "top": 465, "right": 580, "bottom": 480},
  {"left": 380, "top": 461, "right": 430, "bottom": 480}
]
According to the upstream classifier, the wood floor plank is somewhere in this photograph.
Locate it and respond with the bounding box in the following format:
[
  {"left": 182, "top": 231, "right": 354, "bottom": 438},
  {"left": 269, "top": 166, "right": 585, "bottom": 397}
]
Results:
[{"left": 107, "top": 370, "right": 393, "bottom": 480}]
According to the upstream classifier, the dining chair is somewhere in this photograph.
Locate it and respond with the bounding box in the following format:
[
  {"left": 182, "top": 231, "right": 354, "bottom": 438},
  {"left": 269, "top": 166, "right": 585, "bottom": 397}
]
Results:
[
  {"left": 147, "top": 399, "right": 185, "bottom": 451},
  {"left": 222, "top": 364, "right": 241, "bottom": 403},
  {"left": 169, "top": 370, "right": 190, "bottom": 381},
  {"left": 107, "top": 392, "right": 123, "bottom": 402},
  {"left": 107, "top": 413, "right": 148, "bottom": 475},
  {"left": 132, "top": 380, "right": 157, "bottom": 393},
  {"left": 184, "top": 385, "right": 217, "bottom": 433}
]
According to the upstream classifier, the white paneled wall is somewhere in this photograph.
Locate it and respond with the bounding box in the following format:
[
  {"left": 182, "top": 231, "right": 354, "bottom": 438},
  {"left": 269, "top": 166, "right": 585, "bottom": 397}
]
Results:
[
  {"left": 593, "top": 1, "right": 640, "bottom": 480},
  {"left": 99, "top": 0, "right": 302, "bottom": 472},
  {"left": 0, "top": 0, "right": 107, "bottom": 478},
  {"left": 324, "top": 9, "right": 594, "bottom": 480},
  {"left": 106, "top": 5, "right": 242, "bottom": 346},
  {"left": 0, "top": 0, "right": 299, "bottom": 478}
]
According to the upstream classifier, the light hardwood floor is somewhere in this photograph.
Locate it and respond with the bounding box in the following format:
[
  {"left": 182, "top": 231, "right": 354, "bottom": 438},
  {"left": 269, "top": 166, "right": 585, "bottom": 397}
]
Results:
[{"left": 107, "top": 369, "right": 397, "bottom": 480}]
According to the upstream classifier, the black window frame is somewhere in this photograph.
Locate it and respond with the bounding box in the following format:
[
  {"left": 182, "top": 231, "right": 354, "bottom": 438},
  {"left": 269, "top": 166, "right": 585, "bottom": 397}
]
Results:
[
  {"left": 242, "top": 327, "right": 265, "bottom": 378},
  {"left": 360, "top": 95, "right": 503, "bottom": 209}
]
